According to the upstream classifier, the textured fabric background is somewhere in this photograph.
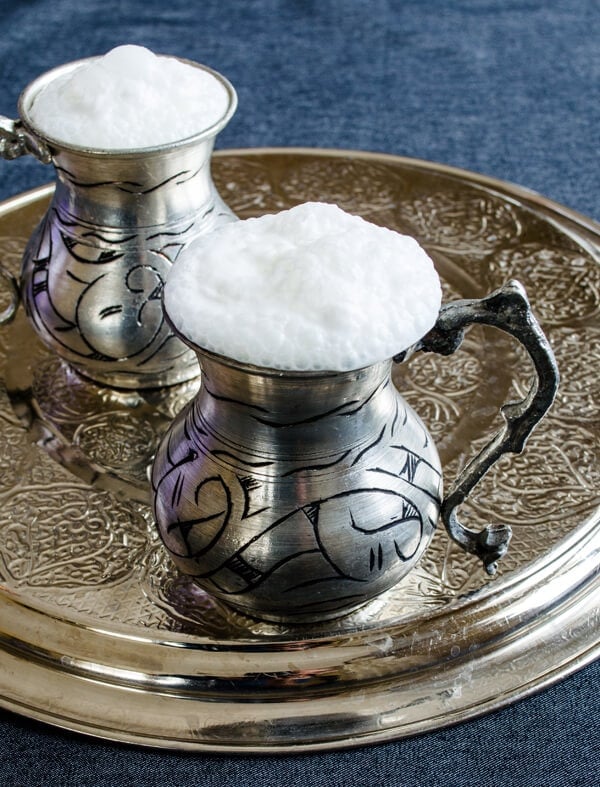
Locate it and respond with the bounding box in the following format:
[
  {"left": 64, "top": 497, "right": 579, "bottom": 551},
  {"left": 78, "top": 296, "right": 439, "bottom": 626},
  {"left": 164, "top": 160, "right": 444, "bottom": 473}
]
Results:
[{"left": 0, "top": 1, "right": 598, "bottom": 785}]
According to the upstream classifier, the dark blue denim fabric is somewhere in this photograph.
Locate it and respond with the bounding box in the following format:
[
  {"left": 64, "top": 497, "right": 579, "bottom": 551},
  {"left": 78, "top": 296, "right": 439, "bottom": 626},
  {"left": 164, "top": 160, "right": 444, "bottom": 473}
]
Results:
[
  {"left": 0, "top": 0, "right": 598, "bottom": 219},
  {"left": 0, "top": 1, "right": 598, "bottom": 784}
]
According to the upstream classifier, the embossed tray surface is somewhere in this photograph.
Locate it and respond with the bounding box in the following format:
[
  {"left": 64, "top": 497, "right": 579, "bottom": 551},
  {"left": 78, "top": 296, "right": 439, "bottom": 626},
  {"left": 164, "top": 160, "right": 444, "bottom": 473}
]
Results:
[{"left": 0, "top": 149, "right": 597, "bottom": 752}]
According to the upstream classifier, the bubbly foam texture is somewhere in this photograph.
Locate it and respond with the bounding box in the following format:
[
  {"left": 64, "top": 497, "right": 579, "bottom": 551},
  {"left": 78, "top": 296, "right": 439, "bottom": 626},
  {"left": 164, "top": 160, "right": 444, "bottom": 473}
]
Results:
[
  {"left": 29, "top": 45, "right": 230, "bottom": 149},
  {"left": 165, "top": 203, "right": 442, "bottom": 372}
]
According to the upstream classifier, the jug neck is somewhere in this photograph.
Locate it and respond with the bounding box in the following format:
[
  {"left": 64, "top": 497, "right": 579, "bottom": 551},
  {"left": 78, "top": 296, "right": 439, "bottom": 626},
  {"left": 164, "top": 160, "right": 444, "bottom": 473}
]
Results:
[
  {"left": 194, "top": 351, "right": 397, "bottom": 456},
  {"left": 49, "top": 137, "right": 223, "bottom": 229}
]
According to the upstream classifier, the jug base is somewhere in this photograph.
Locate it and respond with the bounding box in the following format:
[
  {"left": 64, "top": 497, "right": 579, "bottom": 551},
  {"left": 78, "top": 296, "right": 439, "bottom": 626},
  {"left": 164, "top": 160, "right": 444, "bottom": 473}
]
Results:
[{"left": 203, "top": 587, "right": 392, "bottom": 628}]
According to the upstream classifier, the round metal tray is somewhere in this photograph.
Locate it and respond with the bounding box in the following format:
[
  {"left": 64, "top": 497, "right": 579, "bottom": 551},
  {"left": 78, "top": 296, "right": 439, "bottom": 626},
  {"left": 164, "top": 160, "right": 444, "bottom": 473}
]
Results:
[{"left": 0, "top": 148, "right": 597, "bottom": 752}]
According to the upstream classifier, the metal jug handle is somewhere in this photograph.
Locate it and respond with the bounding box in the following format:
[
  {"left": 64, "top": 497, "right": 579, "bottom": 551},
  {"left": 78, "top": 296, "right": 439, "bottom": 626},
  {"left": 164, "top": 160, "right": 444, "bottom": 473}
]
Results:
[
  {"left": 395, "top": 279, "right": 559, "bottom": 575},
  {"left": 0, "top": 116, "right": 51, "bottom": 163},
  {"left": 0, "top": 263, "right": 20, "bottom": 325}
]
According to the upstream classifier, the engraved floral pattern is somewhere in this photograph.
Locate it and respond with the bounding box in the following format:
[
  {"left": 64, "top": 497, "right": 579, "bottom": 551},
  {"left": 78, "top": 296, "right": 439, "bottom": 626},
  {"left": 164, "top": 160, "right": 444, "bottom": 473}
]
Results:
[
  {"left": 547, "top": 327, "right": 600, "bottom": 423},
  {"left": 73, "top": 412, "right": 159, "bottom": 475},
  {"left": 0, "top": 485, "right": 148, "bottom": 588},
  {"left": 213, "top": 155, "right": 290, "bottom": 216},
  {"left": 401, "top": 190, "right": 523, "bottom": 255},
  {"left": 491, "top": 244, "right": 600, "bottom": 324},
  {"left": 278, "top": 156, "right": 409, "bottom": 224}
]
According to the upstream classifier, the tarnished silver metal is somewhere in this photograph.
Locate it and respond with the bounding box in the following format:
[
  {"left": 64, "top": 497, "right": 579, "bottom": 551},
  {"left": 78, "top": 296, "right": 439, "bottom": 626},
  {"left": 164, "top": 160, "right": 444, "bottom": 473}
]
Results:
[
  {"left": 151, "top": 281, "right": 558, "bottom": 623},
  {"left": 1, "top": 56, "right": 237, "bottom": 388},
  {"left": 404, "top": 280, "right": 560, "bottom": 574},
  {"left": 0, "top": 116, "right": 51, "bottom": 162}
]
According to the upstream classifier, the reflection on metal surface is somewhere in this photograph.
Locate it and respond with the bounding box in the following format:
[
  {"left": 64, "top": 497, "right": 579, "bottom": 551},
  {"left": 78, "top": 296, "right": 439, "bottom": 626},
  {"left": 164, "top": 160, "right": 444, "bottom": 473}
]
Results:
[{"left": 0, "top": 149, "right": 597, "bottom": 751}]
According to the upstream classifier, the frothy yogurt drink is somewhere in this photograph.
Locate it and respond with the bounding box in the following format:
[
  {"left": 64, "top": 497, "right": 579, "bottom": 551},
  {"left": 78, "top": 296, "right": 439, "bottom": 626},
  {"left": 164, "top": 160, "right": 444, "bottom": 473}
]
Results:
[
  {"left": 165, "top": 202, "right": 442, "bottom": 371},
  {"left": 28, "top": 45, "right": 230, "bottom": 149}
]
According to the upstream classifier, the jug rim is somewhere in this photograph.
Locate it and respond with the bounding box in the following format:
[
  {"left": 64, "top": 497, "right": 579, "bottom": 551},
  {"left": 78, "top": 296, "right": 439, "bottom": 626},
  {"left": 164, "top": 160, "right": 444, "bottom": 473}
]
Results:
[
  {"left": 163, "top": 305, "right": 393, "bottom": 380},
  {"left": 16, "top": 54, "right": 238, "bottom": 158}
]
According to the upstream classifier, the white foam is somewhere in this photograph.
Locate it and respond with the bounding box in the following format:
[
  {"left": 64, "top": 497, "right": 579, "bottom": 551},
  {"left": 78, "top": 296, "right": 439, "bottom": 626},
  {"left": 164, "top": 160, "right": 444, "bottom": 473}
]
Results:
[
  {"left": 29, "top": 45, "right": 231, "bottom": 149},
  {"left": 165, "top": 203, "right": 442, "bottom": 372}
]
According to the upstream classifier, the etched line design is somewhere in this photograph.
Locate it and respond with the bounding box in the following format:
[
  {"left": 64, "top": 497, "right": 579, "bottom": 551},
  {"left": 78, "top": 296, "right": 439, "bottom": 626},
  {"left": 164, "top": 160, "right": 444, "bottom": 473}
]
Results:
[
  {"left": 388, "top": 445, "right": 442, "bottom": 477},
  {"left": 81, "top": 230, "right": 138, "bottom": 244},
  {"left": 237, "top": 476, "right": 269, "bottom": 520},
  {"left": 60, "top": 233, "right": 124, "bottom": 265},
  {"left": 146, "top": 222, "right": 195, "bottom": 241},
  {"left": 164, "top": 475, "right": 232, "bottom": 560},
  {"left": 251, "top": 378, "right": 389, "bottom": 429},
  {"left": 203, "top": 383, "right": 272, "bottom": 414},
  {"left": 211, "top": 450, "right": 274, "bottom": 469},
  {"left": 27, "top": 212, "right": 179, "bottom": 365},
  {"left": 251, "top": 397, "right": 360, "bottom": 428},
  {"left": 280, "top": 449, "right": 353, "bottom": 477},
  {"left": 53, "top": 165, "right": 203, "bottom": 194},
  {"left": 351, "top": 424, "right": 386, "bottom": 467},
  {"left": 209, "top": 549, "right": 323, "bottom": 596}
]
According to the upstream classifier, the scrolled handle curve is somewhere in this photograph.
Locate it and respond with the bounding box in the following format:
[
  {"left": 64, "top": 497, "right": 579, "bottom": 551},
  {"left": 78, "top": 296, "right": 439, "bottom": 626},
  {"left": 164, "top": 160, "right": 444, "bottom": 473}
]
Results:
[
  {"left": 0, "top": 116, "right": 51, "bottom": 163},
  {"left": 413, "top": 280, "right": 559, "bottom": 575}
]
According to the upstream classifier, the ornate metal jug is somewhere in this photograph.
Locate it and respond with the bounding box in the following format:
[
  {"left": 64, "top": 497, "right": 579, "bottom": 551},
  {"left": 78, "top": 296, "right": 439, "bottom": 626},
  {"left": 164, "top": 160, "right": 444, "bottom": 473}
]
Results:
[
  {"left": 0, "top": 56, "right": 237, "bottom": 388},
  {"left": 152, "top": 281, "right": 559, "bottom": 623}
]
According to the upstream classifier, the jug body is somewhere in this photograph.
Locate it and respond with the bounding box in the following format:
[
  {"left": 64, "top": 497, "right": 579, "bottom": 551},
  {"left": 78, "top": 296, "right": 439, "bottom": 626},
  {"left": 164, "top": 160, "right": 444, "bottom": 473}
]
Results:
[{"left": 152, "top": 354, "right": 442, "bottom": 622}]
